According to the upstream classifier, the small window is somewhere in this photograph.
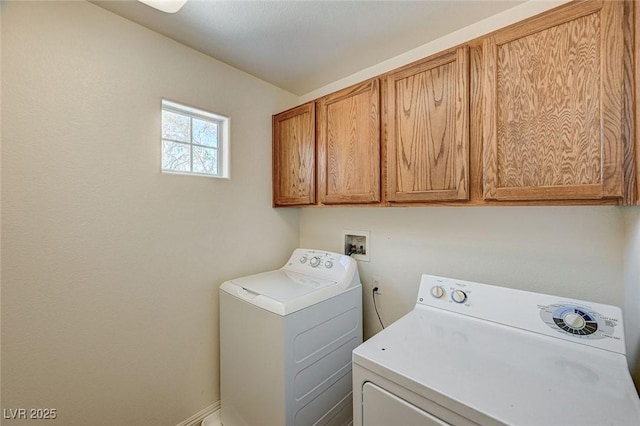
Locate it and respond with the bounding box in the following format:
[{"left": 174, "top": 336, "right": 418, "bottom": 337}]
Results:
[{"left": 161, "top": 99, "right": 229, "bottom": 178}]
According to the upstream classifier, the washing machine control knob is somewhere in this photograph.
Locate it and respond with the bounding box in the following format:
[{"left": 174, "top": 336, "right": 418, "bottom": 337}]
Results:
[
  {"left": 430, "top": 286, "right": 445, "bottom": 299},
  {"left": 299, "top": 256, "right": 308, "bottom": 264},
  {"left": 325, "top": 260, "right": 333, "bottom": 269},
  {"left": 452, "top": 290, "right": 467, "bottom": 304},
  {"left": 309, "top": 257, "right": 321, "bottom": 267}
]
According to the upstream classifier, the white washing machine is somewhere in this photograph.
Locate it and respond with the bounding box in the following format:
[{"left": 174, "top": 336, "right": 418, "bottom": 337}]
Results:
[
  {"left": 220, "top": 249, "right": 362, "bottom": 426},
  {"left": 353, "top": 274, "right": 640, "bottom": 426}
]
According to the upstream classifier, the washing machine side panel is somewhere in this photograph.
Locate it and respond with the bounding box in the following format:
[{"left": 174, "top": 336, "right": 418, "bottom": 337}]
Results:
[
  {"left": 286, "top": 286, "right": 363, "bottom": 426},
  {"left": 220, "top": 290, "right": 286, "bottom": 426}
]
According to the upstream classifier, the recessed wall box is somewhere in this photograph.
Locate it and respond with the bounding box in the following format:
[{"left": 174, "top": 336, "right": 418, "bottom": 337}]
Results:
[{"left": 342, "top": 230, "right": 370, "bottom": 262}]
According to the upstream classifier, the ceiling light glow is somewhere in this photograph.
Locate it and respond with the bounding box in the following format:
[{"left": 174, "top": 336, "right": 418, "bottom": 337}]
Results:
[{"left": 138, "top": 0, "right": 188, "bottom": 14}]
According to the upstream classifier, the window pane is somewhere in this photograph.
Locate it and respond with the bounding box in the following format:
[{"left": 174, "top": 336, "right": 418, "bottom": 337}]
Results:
[
  {"left": 192, "top": 118, "right": 218, "bottom": 147},
  {"left": 193, "top": 146, "right": 218, "bottom": 175},
  {"left": 162, "top": 140, "right": 191, "bottom": 172},
  {"left": 161, "top": 100, "right": 228, "bottom": 178},
  {"left": 162, "top": 110, "right": 191, "bottom": 142}
]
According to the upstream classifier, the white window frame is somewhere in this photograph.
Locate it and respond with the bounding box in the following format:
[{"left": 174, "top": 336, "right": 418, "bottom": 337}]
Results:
[{"left": 161, "top": 99, "right": 230, "bottom": 179}]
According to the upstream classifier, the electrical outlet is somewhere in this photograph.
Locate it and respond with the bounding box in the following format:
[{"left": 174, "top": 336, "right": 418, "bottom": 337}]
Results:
[{"left": 373, "top": 275, "right": 382, "bottom": 295}]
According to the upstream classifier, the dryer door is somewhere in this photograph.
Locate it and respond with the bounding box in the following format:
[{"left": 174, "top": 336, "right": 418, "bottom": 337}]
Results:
[{"left": 363, "top": 382, "right": 451, "bottom": 426}]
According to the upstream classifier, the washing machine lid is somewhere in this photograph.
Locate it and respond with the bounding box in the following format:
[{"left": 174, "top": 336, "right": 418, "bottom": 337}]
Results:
[
  {"left": 231, "top": 270, "right": 337, "bottom": 300},
  {"left": 353, "top": 306, "right": 640, "bottom": 426},
  {"left": 220, "top": 270, "right": 341, "bottom": 315}
]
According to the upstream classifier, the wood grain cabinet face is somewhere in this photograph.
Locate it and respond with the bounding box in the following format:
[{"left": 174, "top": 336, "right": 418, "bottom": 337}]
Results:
[
  {"left": 272, "top": 103, "right": 315, "bottom": 206},
  {"left": 482, "top": 0, "right": 624, "bottom": 201},
  {"left": 385, "top": 47, "right": 470, "bottom": 202},
  {"left": 316, "top": 80, "right": 381, "bottom": 204}
]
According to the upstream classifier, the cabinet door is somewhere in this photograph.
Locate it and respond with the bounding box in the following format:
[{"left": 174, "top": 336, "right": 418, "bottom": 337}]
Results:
[
  {"left": 482, "top": 0, "right": 624, "bottom": 201},
  {"left": 272, "top": 103, "right": 315, "bottom": 206},
  {"left": 385, "top": 47, "right": 469, "bottom": 202},
  {"left": 316, "top": 79, "right": 380, "bottom": 204}
]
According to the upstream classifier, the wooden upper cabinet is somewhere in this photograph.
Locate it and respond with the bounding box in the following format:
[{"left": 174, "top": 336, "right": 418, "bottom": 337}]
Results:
[
  {"left": 316, "top": 79, "right": 381, "bottom": 204},
  {"left": 482, "top": 0, "right": 624, "bottom": 201},
  {"left": 385, "top": 46, "right": 470, "bottom": 202},
  {"left": 272, "top": 103, "right": 315, "bottom": 206}
]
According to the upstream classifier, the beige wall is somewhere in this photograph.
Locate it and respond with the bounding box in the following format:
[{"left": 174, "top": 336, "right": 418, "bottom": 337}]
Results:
[
  {"left": 299, "top": 207, "right": 625, "bottom": 339},
  {"left": 1, "top": 1, "right": 298, "bottom": 424},
  {"left": 624, "top": 208, "right": 640, "bottom": 390},
  {"left": 0, "top": 0, "right": 3, "bottom": 410}
]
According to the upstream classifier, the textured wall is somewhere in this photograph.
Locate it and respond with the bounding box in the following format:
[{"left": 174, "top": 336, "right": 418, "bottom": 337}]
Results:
[
  {"left": 1, "top": 1, "right": 298, "bottom": 424},
  {"left": 624, "top": 208, "right": 640, "bottom": 390},
  {"left": 300, "top": 207, "right": 625, "bottom": 340}
]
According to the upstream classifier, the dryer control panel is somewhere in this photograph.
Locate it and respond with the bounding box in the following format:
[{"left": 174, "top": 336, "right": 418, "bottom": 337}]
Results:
[
  {"left": 539, "top": 303, "right": 616, "bottom": 340},
  {"left": 416, "top": 274, "right": 626, "bottom": 354}
]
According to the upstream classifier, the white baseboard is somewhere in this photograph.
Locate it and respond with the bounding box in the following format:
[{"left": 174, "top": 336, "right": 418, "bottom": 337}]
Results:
[{"left": 175, "top": 401, "right": 220, "bottom": 426}]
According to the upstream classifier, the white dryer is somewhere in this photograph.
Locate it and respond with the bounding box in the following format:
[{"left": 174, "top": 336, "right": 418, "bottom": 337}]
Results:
[
  {"left": 220, "top": 249, "right": 362, "bottom": 426},
  {"left": 353, "top": 274, "right": 640, "bottom": 426}
]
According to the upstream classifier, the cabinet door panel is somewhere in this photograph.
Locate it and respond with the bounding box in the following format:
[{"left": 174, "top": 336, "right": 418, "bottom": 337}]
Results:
[
  {"left": 386, "top": 47, "right": 469, "bottom": 202},
  {"left": 483, "top": 0, "right": 623, "bottom": 201},
  {"left": 273, "top": 103, "right": 315, "bottom": 206},
  {"left": 317, "top": 80, "right": 380, "bottom": 204}
]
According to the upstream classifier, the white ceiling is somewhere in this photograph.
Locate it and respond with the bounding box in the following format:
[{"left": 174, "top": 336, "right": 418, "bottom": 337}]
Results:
[{"left": 93, "top": 0, "right": 525, "bottom": 96}]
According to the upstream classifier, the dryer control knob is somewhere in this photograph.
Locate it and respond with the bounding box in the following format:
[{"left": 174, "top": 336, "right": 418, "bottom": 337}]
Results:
[
  {"left": 452, "top": 290, "right": 467, "bottom": 304},
  {"left": 430, "top": 286, "right": 445, "bottom": 299},
  {"left": 310, "top": 257, "right": 321, "bottom": 267},
  {"left": 299, "top": 256, "right": 308, "bottom": 264},
  {"left": 325, "top": 261, "right": 333, "bottom": 269},
  {"left": 564, "top": 312, "right": 586, "bottom": 330}
]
